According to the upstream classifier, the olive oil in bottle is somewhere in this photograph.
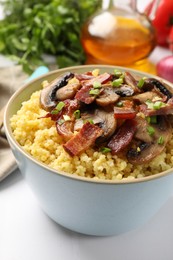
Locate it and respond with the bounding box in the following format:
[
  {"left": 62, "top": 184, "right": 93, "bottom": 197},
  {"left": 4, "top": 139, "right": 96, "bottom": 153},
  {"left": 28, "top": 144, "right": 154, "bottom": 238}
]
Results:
[{"left": 81, "top": 0, "right": 156, "bottom": 73}]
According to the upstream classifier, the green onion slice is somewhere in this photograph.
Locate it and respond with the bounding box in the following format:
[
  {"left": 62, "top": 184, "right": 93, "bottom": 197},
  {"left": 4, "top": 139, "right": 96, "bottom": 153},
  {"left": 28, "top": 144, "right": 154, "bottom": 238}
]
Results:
[
  {"left": 153, "top": 101, "right": 165, "bottom": 110},
  {"left": 147, "top": 126, "right": 155, "bottom": 136},
  {"left": 114, "top": 69, "right": 122, "bottom": 77},
  {"left": 100, "top": 147, "right": 111, "bottom": 153},
  {"left": 89, "top": 89, "right": 100, "bottom": 95},
  {"left": 84, "top": 118, "right": 94, "bottom": 124},
  {"left": 63, "top": 115, "right": 71, "bottom": 121},
  {"left": 158, "top": 136, "right": 164, "bottom": 145},
  {"left": 112, "top": 78, "right": 123, "bottom": 87},
  {"left": 116, "top": 101, "right": 123, "bottom": 107},
  {"left": 93, "top": 81, "right": 102, "bottom": 89},
  {"left": 145, "top": 100, "right": 154, "bottom": 109},
  {"left": 56, "top": 101, "right": 65, "bottom": 112},
  {"left": 137, "top": 78, "right": 145, "bottom": 88},
  {"left": 51, "top": 109, "right": 59, "bottom": 115},
  {"left": 146, "top": 116, "right": 157, "bottom": 124},
  {"left": 57, "top": 119, "right": 65, "bottom": 125},
  {"left": 74, "top": 110, "right": 81, "bottom": 119}
]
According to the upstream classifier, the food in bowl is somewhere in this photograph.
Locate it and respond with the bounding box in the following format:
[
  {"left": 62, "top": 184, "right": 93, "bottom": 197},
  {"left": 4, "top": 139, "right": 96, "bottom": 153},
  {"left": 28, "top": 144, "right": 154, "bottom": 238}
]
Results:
[{"left": 10, "top": 68, "right": 173, "bottom": 180}]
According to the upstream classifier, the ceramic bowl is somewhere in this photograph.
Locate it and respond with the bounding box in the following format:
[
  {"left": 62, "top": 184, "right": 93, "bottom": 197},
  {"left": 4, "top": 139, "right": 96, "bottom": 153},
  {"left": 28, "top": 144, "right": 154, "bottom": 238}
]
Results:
[{"left": 4, "top": 65, "right": 173, "bottom": 236}]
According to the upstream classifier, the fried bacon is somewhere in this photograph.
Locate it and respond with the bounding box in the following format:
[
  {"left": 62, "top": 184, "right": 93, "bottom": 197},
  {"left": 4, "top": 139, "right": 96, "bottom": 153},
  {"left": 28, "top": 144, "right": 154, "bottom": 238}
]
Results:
[
  {"left": 114, "top": 100, "right": 136, "bottom": 119},
  {"left": 63, "top": 122, "right": 103, "bottom": 156},
  {"left": 81, "top": 72, "right": 112, "bottom": 87},
  {"left": 75, "top": 85, "right": 96, "bottom": 104},
  {"left": 107, "top": 119, "right": 137, "bottom": 154},
  {"left": 114, "top": 107, "right": 136, "bottom": 119},
  {"left": 75, "top": 73, "right": 111, "bottom": 104}
]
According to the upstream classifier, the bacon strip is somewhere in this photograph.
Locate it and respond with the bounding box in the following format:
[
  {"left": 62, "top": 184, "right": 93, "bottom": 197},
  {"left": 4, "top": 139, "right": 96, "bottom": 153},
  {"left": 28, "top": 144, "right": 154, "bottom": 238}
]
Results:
[
  {"left": 81, "top": 72, "right": 112, "bottom": 87},
  {"left": 63, "top": 122, "right": 103, "bottom": 156},
  {"left": 114, "top": 100, "right": 136, "bottom": 119},
  {"left": 75, "top": 73, "right": 111, "bottom": 104},
  {"left": 107, "top": 119, "right": 137, "bottom": 155},
  {"left": 75, "top": 73, "right": 95, "bottom": 81},
  {"left": 114, "top": 107, "right": 136, "bottom": 119},
  {"left": 75, "top": 85, "right": 96, "bottom": 104},
  {"left": 56, "top": 99, "right": 79, "bottom": 139}
]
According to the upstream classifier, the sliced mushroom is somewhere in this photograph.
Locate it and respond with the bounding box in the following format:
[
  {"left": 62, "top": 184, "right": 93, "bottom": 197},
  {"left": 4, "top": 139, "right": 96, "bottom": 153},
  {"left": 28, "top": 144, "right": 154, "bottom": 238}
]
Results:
[
  {"left": 96, "top": 86, "right": 120, "bottom": 106},
  {"left": 95, "top": 108, "right": 117, "bottom": 143},
  {"left": 144, "top": 78, "right": 173, "bottom": 100},
  {"left": 134, "top": 116, "right": 153, "bottom": 143},
  {"left": 124, "top": 72, "right": 140, "bottom": 93},
  {"left": 56, "top": 81, "right": 81, "bottom": 101},
  {"left": 40, "top": 72, "right": 74, "bottom": 111},
  {"left": 127, "top": 116, "right": 172, "bottom": 164},
  {"left": 114, "top": 85, "right": 134, "bottom": 97},
  {"left": 139, "top": 97, "right": 173, "bottom": 117},
  {"left": 133, "top": 91, "right": 163, "bottom": 104}
]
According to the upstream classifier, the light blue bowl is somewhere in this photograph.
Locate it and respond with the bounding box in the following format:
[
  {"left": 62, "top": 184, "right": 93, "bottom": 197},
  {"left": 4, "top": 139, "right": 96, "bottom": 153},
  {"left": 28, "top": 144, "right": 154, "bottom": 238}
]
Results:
[{"left": 4, "top": 65, "right": 173, "bottom": 236}]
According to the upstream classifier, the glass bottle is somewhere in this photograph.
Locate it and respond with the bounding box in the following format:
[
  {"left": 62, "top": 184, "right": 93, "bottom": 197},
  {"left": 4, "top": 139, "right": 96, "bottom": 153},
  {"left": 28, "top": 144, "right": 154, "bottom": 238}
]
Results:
[{"left": 81, "top": 0, "right": 157, "bottom": 73}]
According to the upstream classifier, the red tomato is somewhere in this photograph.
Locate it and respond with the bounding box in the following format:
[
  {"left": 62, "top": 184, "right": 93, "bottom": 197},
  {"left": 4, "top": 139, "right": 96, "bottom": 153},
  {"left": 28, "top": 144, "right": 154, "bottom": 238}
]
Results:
[{"left": 145, "top": 0, "right": 173, "bottom": 47}]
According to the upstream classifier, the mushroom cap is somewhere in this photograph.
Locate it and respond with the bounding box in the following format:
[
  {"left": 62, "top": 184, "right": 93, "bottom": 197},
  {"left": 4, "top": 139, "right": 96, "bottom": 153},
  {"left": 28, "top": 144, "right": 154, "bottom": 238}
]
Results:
[
  {"left": 127, "top": 116, "right": 172, "bottom": 164},
  {"left": 40, "top": 72, "right": 74, "bottom": 111}
]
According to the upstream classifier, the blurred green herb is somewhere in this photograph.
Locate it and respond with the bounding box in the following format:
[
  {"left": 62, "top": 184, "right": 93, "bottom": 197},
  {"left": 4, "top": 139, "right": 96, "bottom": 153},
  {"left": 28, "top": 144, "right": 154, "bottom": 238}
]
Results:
[{"left": 0, "top": 0, "right": 100, "bottom": 73}]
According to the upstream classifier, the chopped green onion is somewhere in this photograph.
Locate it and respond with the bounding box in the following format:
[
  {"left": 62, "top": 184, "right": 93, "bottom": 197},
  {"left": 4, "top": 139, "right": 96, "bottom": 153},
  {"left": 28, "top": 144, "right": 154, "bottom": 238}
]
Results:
[
  {"left": 150, "top": 116, "right": 157, "bottom": 123},
  {"left": 145, "top": 100, "right": 166, "bottom": 110},
  {"left": 93, "top": 81, "right": 102, "bottom": 89},
  {"left": 153, "top": 101, "right": 165, "bottom": 110},
  {"left": 120, "top": 72, "right": 125, "bottom": 79},
  {"left": 112, "top": 78, "right": 123, "bottom": 87},
  {"left": 114, "top": 69, "right": 122, "bottom": 77},
  {"left": 147, "top": 126, "right": 155, "bottom": 136},
  {"left": 116, "top": 101, "right": 123, "bottom": 107},
  {"left": 56, "top": 101, "right": 65, "bottom": 112},
  {"left": 51, "top": 109, "right": 59, "bottom": 115},
  {"left": 74, "top": 110, "right": 81, "bottom": 119},
  {"left": 146, "top": 116, "right": 151, "bottom": 123},
  {"left": 146, "top": 116, "right": 157, "bottom": 124},
  {"left": 158, "top": 136, "right": 164, "bottom": 145},
  {"left": 100, "top": 147, "right": 111, "bottom": 153},
  {"left": 145, "top": 100, "right": 154, "bottom": 109},
  {"left": 89, "top": 89, "right": 100, "bottom": 95},
  {"left": 57, "top": 119, "right": 65, "bottom": 125},
  {"left": 84, "top": 118, "right": 94, "bottom": 124},
  {"left": 63, "top": 115, "right": 71, "bottom": 121},
  {"left": 137, "top": 78, "right": 145, "bottom": 88}
]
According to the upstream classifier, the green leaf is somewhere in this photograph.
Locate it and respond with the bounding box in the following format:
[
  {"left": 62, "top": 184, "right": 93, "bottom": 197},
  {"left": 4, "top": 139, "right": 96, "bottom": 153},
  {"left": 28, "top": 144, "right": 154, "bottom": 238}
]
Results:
[
  {"left": 0, "top": 41, "right": 5, "bottom": 51},
  {"left": 11, "top": 38, "right": 28, "bottom": 51},
  {"left": 0, "top": 0, "right": 101, "bottom": 73}
]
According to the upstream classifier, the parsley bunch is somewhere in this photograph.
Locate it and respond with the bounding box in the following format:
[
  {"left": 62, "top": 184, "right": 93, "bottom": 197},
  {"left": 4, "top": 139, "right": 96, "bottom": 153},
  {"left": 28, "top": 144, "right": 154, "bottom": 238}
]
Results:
[{"left": 0, "top": 0, "right": 100, "bottom": 73}]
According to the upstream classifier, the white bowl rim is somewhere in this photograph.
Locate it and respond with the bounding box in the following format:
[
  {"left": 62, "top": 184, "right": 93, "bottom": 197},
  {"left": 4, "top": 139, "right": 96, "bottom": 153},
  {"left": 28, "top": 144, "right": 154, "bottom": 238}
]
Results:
[{"left": 4, "top": 64, "right": 173, "bottom": 185}]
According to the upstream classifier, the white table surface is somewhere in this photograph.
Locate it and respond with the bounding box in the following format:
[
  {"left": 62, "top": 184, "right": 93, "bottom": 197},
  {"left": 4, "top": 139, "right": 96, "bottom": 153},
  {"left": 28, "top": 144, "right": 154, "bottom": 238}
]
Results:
[{"left": 1, "top": 1, "right": 173, "bottom": 259}]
